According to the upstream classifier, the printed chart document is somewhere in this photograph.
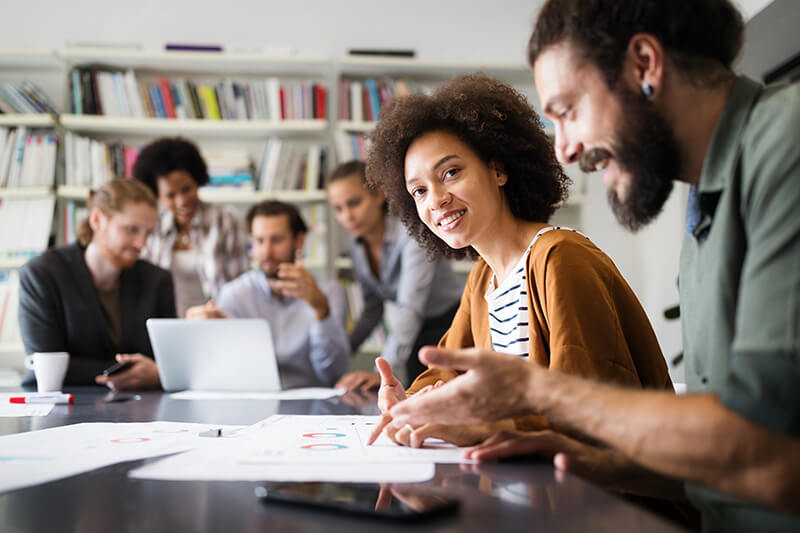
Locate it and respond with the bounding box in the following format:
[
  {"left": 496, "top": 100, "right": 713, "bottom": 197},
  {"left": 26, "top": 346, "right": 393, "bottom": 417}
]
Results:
[
  {"left": 0, "top": 421, "right": 244, "bottom": 493},
  {"left": 170, "top": 388, "right": 345, "bottom": 401},
  {"left": 129, "top": 415, "right": 474, "bottom": 484},
  {"left": 240, "top": 415, "right": 475, "bottom": 464}
]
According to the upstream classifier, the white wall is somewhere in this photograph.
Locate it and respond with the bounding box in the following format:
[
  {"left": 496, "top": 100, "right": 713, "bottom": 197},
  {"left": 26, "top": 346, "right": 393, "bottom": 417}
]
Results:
[{"left": 0, "top": 0, "right": 776, "bottom": 381}]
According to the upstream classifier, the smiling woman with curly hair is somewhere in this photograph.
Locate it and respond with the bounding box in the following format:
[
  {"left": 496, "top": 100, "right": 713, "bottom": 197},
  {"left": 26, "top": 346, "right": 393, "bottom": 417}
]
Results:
[{"left": 365, "top": 73, "right": 673, "bottom": 449}]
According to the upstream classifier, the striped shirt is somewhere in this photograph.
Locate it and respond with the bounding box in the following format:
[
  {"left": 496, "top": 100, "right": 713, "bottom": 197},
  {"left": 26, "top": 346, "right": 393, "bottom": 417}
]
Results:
[{"left": 485, "top": 227, "right": 581, "bottom": 358}]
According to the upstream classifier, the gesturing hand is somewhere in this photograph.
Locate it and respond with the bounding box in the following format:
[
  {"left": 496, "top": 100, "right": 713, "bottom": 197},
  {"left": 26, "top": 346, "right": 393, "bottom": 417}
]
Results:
[
  {"left": 272, "top": 259, "right": 329, "bottom": 320},
  {"left": 389, "top": 346, "right": 536, "bottom": 429}
]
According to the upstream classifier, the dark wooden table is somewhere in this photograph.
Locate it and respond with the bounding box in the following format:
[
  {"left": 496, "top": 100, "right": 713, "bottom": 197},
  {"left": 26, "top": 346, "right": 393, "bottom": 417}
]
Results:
[{"left": 0, "top": 386, "right": 686, "bottom": 532}]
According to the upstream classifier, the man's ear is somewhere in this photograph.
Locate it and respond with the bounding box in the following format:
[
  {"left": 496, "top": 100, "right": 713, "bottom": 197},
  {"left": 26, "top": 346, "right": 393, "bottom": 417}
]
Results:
[
  {"left": 625, "top": 33, "right": 665, "bottom": 98},
  {"left": 88, "top": 207, "right": 105, "bottom": 233}
]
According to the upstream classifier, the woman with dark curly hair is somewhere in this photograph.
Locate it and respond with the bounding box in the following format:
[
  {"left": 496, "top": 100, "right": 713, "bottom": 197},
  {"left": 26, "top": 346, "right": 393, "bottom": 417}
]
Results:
[
  {"left": 133, "top": 137, "right": 249, "bottom": 317},
  {"left": 366, "top": 74, "right": 673, "bottom": 448}
]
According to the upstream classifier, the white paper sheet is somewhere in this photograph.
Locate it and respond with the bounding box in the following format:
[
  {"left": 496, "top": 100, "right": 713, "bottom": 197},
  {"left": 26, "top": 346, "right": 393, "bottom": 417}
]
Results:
[
  {"left": 169, "top": 388, "right": 345, "bottom": 401},
  {"left": 237, "top": 415, "right": 476, "bottom": 465},
  {"left": 129, "top": 414, "right": 469, "bottom": 483},
  {"left": 0, "top": 421, "right": 244, "bottom": 493},
  {"left": 129, "top": 438, "right": 435, "bottom": 483},
  {"left": 0, "top": 403, "right": 54, "bottom": 417}
]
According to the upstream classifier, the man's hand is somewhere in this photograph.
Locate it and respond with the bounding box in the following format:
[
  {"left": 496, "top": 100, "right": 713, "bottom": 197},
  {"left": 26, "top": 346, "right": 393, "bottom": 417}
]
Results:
[
  {"left": 336, "top": 370, "right": 381, "bottom": 392},
  {"left": 95, "top": 353, "right": 161, "bottom": 390},
  {"left": 465, "top": 429, "right": 689, "bottom": 501},
  {"left": 390, "top": 420, "right": 516, "bottom": 448},
  {"left": 185, "top": 300, "right": 227, "bottom": 319},
  {"left": 389, "top": 347, "right": 536, "bottom": 429},
  {"left": 273, "top": 259, "right": 329, "bottom": 320}
]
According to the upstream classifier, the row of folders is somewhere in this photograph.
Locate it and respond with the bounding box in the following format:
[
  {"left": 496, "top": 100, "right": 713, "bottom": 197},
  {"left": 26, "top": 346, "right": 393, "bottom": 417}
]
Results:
[
  {"left": 69, "top": 68, "right": 328, "bottom": 121},
  {"left": 337, "top": 78, "right": 435, "bottom": 122}
]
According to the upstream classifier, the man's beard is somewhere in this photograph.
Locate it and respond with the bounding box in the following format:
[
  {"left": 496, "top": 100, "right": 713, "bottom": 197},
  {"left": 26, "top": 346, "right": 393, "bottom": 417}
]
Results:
[{"left": 579, "top": 85, "right": 681, "bottom": 232}]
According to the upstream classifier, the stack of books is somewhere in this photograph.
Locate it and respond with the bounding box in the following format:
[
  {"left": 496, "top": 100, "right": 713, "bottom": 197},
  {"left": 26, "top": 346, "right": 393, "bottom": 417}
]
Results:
[
  {"left": 0, "top": 195, "right": 55, "bottom": 260},
  {"left": 334, "top": 131, "right": 369, "bottom": 162},
  {"left": 204, "top": 148, "right": 254, "bottom": 189},
  {"left": 69, "top": 68, "right": 327, "bottom": 121},
  {"left": 0, "top": 82, "right": 57, "bottom": 115},
  {"left": 298, "top": 203, "right": 328, "bottom": 267},
  {"left": 0, "top": 127, "right": 58, "bottom": 188},
  {"left": 256, "top": 139, "right": 326, "bottom": 191},
  {"left": 337, "top": 77, "right": 435, "bottom": 122},
  {"left": 63, "top": 132, "right": 138, "bottom": 187}
]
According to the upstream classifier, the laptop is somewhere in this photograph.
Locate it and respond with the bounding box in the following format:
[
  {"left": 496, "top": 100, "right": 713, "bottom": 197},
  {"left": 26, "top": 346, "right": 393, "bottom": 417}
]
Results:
[{"left": 146, "top": 318, "right": 281, "bottom": 392}]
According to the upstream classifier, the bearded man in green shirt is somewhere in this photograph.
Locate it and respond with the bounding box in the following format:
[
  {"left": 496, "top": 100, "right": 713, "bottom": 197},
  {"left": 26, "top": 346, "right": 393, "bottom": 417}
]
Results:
[{"left": 383, "top": 1, "right": 800, "bottom": 531}]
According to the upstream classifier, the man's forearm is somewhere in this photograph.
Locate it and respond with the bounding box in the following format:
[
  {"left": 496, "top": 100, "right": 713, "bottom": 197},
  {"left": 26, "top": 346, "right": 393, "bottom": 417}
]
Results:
[{"left": 528, "top": 368, "right": 800, "bottom": 512}]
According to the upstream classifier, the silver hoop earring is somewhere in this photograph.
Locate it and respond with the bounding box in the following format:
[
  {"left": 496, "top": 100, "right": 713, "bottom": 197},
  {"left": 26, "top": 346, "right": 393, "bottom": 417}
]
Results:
[{"left": 641, "top": 82, "right": 655, "bottom": 98}]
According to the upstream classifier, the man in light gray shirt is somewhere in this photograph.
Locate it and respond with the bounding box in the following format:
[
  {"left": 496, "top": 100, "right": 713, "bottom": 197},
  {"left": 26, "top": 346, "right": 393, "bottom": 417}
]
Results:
[{"left": 188, "top": 201, "right": 349, "bottom": 389}]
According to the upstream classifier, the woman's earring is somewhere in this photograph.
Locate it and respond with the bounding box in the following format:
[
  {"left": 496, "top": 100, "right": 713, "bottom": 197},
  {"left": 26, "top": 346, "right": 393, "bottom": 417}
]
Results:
[{"left": 641, "top": 82, "right": 655, "bottom": 99}]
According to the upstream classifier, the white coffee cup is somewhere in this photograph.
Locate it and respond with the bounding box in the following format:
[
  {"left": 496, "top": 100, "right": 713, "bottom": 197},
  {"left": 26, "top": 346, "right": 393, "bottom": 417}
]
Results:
[{"left": 24, "top": 352, "right": 70, "bottom": 392}]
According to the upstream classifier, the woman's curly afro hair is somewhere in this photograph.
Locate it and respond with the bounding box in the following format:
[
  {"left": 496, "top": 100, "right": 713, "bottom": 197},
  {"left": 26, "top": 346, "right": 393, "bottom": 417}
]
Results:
[{"left": 366, "top": 73, "right": 570, "bottom": 259}]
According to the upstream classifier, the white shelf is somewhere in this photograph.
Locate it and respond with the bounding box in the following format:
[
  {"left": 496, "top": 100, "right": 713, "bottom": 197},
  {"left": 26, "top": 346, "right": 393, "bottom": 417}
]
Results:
[
  {"left": 0, "top": 342, "right": 25, "bottom": 354},
  {"left": 57, "top": 185, "right": 91, "bottom": 201},
  {"left": 337, "top": 120, "right": 376, "bottom": 133},
  {"left": 334, "top": 256, "right": 353, "bottom": 270},
  {"left": 0, "top": 114, "right": 56, "bottom": 127},
  {"left": 338, "top": 56, "right": 530, "bottom": 78},
  {"left": 61, "top": 48, "right": 329, "bottom": 74},
  {"left": 0, "top": 257, "right": 30, "bottom": 269},
  {"left": 302, "top": 258, "right": 326, "bottom": 270},
  {"left": 60, "top": 115, "right": 327, "bottom": 137},
  {"left": 199, "top": 188, "right": 327, "bottom": 204},
  {"left": 0, "top": 186, "right": 53, "bottom": 198},
  {"left": 60, "top": 185, "right": 328, "bottom": 204},
  {"left": 0, "top": 48, "right": 63, "bottom": 70}
]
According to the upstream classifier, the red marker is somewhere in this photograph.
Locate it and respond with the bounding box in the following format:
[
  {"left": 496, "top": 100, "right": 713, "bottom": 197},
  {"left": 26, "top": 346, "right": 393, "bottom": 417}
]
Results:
[{"left": 9, "top": 393, "right": 74, "bottom": 405}]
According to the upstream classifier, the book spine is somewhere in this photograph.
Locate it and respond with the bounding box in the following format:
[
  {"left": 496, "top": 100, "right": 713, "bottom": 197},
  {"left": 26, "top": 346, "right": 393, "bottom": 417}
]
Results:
[
  {"left": 71, "top": 70, "right": 83, "bottom": 114},
  {"left": 157, "top": 76, "right": 176, "bottom": 119}
]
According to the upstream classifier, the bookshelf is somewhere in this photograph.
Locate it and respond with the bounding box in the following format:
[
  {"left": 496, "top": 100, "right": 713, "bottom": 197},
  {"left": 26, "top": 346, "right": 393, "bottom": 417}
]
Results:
[
  {"left": 0, "top": 257, "right": 28, "bottom": 269},
  {"left": 59, "top": 115, "right": 327, "bottom": 137},
  {"left": 0, "top": 186, "right": 53, "bottom": 198},
  {"left": 56, "top": 185, "right": 328, "bottom": 205},
  {"left": 0, "top": 48, "right": 63, "bottom": 70},
  {"left": 0, "top": 114, "right": 56, "bottom": 127},
  {"left": 54, "top": 47, "right": 334, "bottom": 271},
  {"left": 60, "top": 48, "right": 329, "bottom": 74}
]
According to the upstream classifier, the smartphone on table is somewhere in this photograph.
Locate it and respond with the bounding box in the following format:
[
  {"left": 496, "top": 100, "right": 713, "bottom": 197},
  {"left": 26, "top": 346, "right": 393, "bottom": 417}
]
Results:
[{"left": 255, "top": 482, "right": 459, "bottom": 520}]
